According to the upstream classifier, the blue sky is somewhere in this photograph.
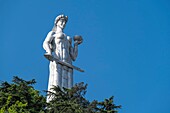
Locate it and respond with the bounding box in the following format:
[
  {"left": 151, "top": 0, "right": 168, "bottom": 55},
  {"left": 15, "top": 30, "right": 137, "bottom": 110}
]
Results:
[{"left": 0, "top": 0, "right": 170, "bottom": 113}]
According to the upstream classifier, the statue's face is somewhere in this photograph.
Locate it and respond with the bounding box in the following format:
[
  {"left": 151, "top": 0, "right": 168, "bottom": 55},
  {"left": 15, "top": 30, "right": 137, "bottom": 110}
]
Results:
[{"left": 56, "top": 19, "right": 66, "bottom": 29}]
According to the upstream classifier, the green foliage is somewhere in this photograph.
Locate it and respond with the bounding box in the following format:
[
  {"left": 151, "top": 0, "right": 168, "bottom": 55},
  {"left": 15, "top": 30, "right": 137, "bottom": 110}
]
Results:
[
  {"left": 46, "top": 82, "right": 121, "bottom": 113},
  {"left": 1, "top": 95, "right": 28, "bottom": 113},
  {"left": 46, "top": 83, "right": 88, "bottom": 113},
  {"left": 0, "top": 76, "right": 121, "bottom": 113},
  {"left": 93, "top": 96, "right": 121, "bottom": 113},
  {"left": 0, "top": 76, "right": 46, "bottom": 113}
]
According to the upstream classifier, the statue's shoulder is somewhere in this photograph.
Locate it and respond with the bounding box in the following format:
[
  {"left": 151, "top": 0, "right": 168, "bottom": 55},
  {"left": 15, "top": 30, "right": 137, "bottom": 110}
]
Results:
[
  {"left": 67, "top": 36, "right": 72, "bottom": 44},
  {"left": 47, "top": 31, "right": 55, "bottom": 36}
]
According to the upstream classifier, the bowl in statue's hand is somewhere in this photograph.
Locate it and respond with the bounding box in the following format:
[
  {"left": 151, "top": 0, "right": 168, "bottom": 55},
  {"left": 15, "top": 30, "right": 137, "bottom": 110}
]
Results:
[{"left": 73, "top": 35, "right": 83, "bottom": 44}]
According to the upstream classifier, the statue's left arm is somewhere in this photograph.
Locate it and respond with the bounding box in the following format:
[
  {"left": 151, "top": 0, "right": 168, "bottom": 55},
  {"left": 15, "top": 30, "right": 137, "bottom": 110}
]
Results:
[
  {"left": 69, "top": 35, "right": 83, "bottom": 61},
  {"left": 70, "top": 41, "right": 78, "bottom": 61}
]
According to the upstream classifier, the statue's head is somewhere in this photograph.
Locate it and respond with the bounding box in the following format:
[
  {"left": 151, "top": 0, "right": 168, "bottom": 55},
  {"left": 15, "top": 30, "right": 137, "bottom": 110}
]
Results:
[{"left": 54, "top": 14, "right": 68, "bottom": 29}]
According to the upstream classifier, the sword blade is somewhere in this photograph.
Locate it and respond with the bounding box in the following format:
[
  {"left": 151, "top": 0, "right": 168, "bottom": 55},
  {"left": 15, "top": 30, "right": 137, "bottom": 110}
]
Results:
[{"left": 44, "top": 54, "right": 84, "bottom": 72}]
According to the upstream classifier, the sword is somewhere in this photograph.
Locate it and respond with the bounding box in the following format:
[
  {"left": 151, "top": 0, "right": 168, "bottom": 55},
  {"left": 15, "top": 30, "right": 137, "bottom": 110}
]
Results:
[{"left": 44, "top": 54, "right": 84, "bottom": 72}]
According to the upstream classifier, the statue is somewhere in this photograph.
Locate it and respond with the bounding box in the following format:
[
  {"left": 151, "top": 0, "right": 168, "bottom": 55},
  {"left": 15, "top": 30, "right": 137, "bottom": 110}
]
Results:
[{"left": 43, "top": 14, "right": 83, "bottom": 102}]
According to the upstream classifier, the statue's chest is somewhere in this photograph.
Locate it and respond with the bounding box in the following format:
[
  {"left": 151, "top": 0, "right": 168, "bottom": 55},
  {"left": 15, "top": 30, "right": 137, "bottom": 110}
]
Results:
[{"left": 53, "top": 33, "right": 69, "bottom": 48}]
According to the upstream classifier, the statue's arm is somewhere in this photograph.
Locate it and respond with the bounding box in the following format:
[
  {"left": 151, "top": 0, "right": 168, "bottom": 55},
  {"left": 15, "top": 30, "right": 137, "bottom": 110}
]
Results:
[
  {"left": 69, "top": 35, "right": 83, "bottom": 61},
  {"left": 70, "top": 41, "right": 78, "bottom": 61},
  {"left": 43, "top": 31, "right": 55, "bottom": 55}
]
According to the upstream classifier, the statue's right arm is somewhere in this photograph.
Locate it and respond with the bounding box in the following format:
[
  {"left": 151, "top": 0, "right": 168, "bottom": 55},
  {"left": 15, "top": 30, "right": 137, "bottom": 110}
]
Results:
[{"left": 43, "top": 31, "right": 55, "bottom": 54}]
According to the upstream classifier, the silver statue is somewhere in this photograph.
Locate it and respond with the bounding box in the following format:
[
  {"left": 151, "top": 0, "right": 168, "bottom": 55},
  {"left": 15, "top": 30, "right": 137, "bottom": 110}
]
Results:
[{"left": 43, "top": 14, "right": 83, "bottom": 102}]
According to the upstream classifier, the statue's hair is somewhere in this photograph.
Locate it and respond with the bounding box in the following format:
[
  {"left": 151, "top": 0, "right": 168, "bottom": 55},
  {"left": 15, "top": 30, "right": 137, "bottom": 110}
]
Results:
[
  {"left": 52, "top": 14, "right": 68, "bottom": 31},
  {"left": 54, "top": 14, "right": 68, "bottom": 24}
]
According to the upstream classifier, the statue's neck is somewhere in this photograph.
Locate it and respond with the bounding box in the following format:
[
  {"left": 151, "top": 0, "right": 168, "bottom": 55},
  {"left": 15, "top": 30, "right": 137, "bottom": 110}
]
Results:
[{"left": 56, "top": 26, "right": 63, "bottom": 33}]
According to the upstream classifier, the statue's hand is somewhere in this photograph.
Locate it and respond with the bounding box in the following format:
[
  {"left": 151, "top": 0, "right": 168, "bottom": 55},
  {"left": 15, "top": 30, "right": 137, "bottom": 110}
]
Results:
[{"left": 73, "top": 35, "right": 83, "bottom": 45}]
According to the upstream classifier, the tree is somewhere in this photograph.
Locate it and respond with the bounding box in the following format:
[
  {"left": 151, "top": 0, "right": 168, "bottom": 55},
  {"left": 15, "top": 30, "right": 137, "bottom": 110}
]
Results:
[
  {"left": 46, "top": 82, "right": 89, "bottom": 113},
  {"left": 93, "top": 96, "right": 121, "bottom": 113},
  {"left": 46, "top": 82, "right": 121, "bottom": 113},
  {"left": 0, "top": 76, "right": 46, "bottom": 113},
  {"left": 0, "top": 77, "right": 121, "bottom": 113}
]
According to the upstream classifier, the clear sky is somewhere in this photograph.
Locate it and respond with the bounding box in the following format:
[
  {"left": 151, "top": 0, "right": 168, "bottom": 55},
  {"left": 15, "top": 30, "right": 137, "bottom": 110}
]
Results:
[{"left": 0, "top": 0, "right": 170, "bottom": 113}]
